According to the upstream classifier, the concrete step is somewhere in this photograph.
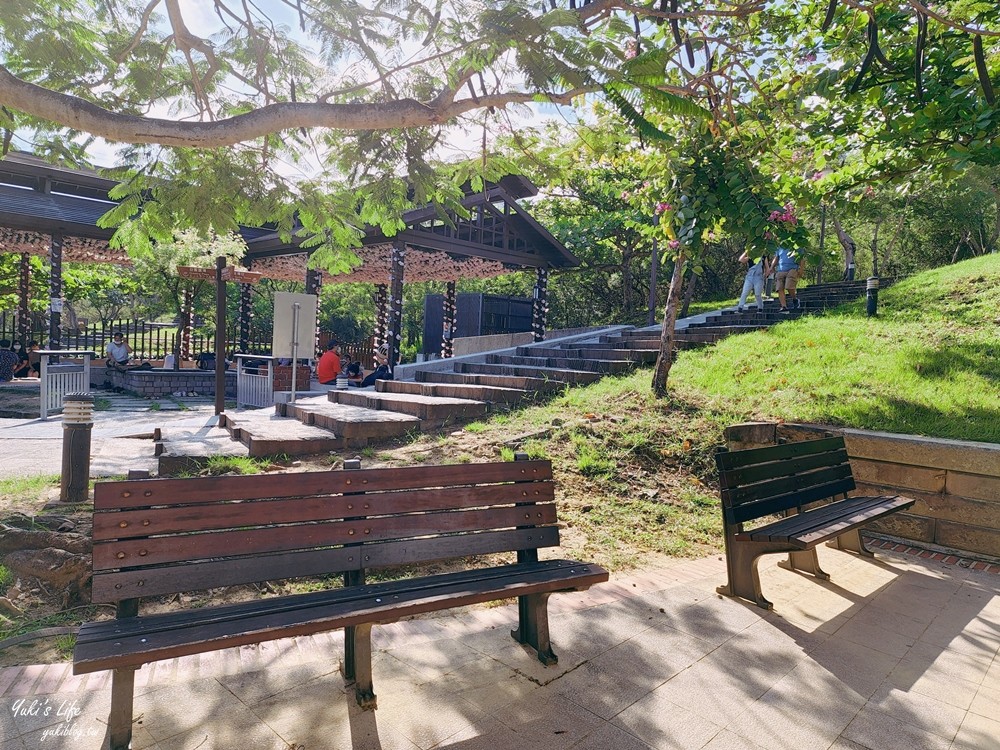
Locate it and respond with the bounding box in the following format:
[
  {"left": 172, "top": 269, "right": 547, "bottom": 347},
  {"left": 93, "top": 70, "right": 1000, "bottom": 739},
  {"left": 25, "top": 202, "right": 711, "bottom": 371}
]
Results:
[
  {"left": 677, "top": 325, "right": 768, "bottom": 335},
  {"left": 416, "top": 370, "right": 569, "bottom": 393},
  {"left": 219, "top": 408, "right": 344, "bottom": 457},
  {"left": 596, "top": 334, "right": 662, "bottom": 348},
  {"left": 155, "top": 424, "right": 249, "bottom": 476},
  {"left": 457, "top": 362, "right": 603, "bottom": 384},
  {"left": 515, "top": 346, "right": 658, "bottom": 363},
  {"left": 486, "top": 354, "right": 633, "bottom": 375},
  {"left": 378, "top": 379, "right": 533, "bottom": 404},
  {"left": 281, "top": 396, "right": 420, "bottom": 446},
  {"left": 327, "top": 389, "right": 489, "bottom": 425}
]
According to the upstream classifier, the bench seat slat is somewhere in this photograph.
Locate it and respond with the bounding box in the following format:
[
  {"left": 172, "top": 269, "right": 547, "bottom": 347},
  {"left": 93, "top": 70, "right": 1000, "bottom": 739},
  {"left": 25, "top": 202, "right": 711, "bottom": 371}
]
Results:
[
  {"left": 745, "top": 495, "right": 915, "bottom": 547},
  {"left": 91, "top": 527, "right": 562, "bottom": 603},
  {"left": 95, "top": 460, "right": 553, "bottom": 510},
  {"left": 75, "top": 559, "right": 608, "bottom": 674},
  {"left": 94, "top": 482, "right": 554, "bottom": 541},
  {"left": 93, "top": 503, "right": 558, "bottom": 570},
  {"left": 719, "top": 448, "right": 851, "bottom": 490}
]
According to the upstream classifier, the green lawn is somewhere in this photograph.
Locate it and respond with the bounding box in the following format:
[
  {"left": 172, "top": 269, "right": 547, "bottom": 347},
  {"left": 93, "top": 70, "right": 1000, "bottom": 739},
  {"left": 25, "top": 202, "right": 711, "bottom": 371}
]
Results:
[{"left": 671, "top": 255, "right": 1000, "bottom": 443}]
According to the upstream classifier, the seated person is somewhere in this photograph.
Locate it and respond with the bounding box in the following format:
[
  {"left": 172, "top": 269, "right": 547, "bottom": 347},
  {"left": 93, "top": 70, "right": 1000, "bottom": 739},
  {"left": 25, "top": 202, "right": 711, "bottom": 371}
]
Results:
[
  {"left": 316, "top": 339, "right": 342, "bottom": 385},
  {"left": 105, "top": 332, "right": 132, "bottom": 371},
  {"left": 342, "top": 357, "right": 364, "bottom": 385},
  {"left": 360, "top": 346, "right": 393, "bottom": 387},
  {"left": 0, "top": 340, "right": 18, "bottom": 382},
  {"left": 26, "top": 341, "right": 41, "bottom": 377},
  {"left": 12, "top": 345, "right": 30, "bottom": 378}
]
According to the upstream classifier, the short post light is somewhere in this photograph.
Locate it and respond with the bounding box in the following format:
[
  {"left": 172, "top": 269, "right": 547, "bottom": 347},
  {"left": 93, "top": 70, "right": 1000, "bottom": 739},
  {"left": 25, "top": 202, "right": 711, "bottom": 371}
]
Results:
[
  {"left": 866, "top": 276, "right": 880, "bottom": 317},
  {"left": 61, "top": 393, "right": 95, "bottom": 503}
]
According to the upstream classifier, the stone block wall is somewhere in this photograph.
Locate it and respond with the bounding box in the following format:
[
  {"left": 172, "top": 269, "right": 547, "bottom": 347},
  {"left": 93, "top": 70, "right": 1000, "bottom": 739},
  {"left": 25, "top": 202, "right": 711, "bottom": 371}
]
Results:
[
  {"left": 103, "top": 367, "right": 236, "bottom": 398},
  {"left": 724, "top": 422, "right": 1000, "bottom": 559}
]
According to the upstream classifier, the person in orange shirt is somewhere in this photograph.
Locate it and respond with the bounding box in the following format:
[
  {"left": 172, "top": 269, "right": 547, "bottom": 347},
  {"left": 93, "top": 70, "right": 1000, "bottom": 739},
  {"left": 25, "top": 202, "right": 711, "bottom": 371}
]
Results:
[{"left": 317, "top": 339, "right": 342, "bottom": 385}]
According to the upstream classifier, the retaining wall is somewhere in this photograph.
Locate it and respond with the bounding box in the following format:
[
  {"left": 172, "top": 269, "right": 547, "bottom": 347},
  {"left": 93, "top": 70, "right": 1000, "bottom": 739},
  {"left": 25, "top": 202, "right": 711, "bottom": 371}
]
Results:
[
  {"left": 724, "top": 422, "right": 1000, "bottom": 560},
  {"left": 103, "top": 367, "right": 236, "bottom": 398}
]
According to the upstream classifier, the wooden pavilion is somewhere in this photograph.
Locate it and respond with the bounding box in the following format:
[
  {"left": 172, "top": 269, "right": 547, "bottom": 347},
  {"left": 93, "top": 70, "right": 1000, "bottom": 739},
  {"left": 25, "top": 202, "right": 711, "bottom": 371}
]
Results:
[{"left": 0, "top": 153, "right": 578, "bottom": 366}]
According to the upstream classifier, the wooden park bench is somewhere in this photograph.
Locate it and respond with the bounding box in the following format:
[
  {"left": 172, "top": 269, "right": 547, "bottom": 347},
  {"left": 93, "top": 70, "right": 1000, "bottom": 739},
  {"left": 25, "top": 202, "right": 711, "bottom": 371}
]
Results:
[
  {"left": 74, "top": 457, "right": 608, "bottom": 750},
  {"left": 715, "top": 436, "right": 915, "bottom": 610}
]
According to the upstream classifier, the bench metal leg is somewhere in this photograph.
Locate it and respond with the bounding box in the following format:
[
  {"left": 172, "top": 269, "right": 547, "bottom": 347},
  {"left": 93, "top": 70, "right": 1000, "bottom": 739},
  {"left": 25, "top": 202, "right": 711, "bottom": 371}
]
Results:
[
  {"left": 342, "top": 623, "right": 377, "bottom": 710},
  {"left": 511, "top": 592, "right": 557, "bottom": 665},
  {"left": 778, "top": 549, "right": 831, "bottom": 580},
  {"left": 108, "top": 667, "right": 136, "bottom": 750},
  {"left": 827, "top": 529, "right": 875, "bottom": 557},
  {"left": 717, "top": 541, "right": 793, "bottom": 610}
]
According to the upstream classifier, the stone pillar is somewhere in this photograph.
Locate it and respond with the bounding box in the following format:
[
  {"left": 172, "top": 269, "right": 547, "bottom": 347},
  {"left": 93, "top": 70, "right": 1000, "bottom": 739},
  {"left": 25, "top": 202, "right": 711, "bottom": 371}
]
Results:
[
  {"left": 373, "top": 284, "right": 388, "bottom": 351},
  {"left": 18, "top": 252, "right": 31, "bottom": 349},
  {"left": 238, "top": 282, "right": 252, "bottom": 353},
  {"left": 387, "top": 242, "right": 405, "bottom": 369},
  {"left": 531, "top": 267, "right": 549, "bottom": 343},
  {"left": 48, "top": 233, "right": 63, "bottom": 349},
  {"left": 305, "top": 267, "right": 323, "bottom": 360},
  {"left": 441, "top": 280, "right": 457, "bottom": 359},
  {"left": 181, "top": 285, "right": 193, "bottom": 361}
]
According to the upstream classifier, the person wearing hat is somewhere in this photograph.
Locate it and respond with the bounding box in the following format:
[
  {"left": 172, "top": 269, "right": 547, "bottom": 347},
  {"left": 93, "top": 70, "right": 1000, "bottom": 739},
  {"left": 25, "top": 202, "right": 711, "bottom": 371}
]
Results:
[
  {"left": 360, "top": 344, "right": 393, "bottom": 387},
  {"left": 317, "top": 339, "right": 342, "bottom": 385}
]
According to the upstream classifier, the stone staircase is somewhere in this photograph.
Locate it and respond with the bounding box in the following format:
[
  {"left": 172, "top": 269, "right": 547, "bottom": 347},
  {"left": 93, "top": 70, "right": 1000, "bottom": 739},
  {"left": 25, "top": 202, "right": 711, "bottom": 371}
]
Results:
[{"left": 160, "top": 279, "right": 875, "bottom": 466}]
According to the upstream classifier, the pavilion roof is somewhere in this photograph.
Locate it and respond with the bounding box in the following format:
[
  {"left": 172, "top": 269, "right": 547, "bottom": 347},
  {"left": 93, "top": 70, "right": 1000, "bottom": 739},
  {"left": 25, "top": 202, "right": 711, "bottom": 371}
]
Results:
[{"left": 0, "top": 152, "right": 578, "bottom": 281}]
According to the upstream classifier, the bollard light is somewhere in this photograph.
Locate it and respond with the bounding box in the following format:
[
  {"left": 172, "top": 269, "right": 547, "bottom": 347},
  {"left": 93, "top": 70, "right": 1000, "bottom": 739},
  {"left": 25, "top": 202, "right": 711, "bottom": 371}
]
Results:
[
  {"left": 63, "top": 394, "right": 95, "bottom": 425},
  {"left": 61, "top": 393, "right": 95, "bottom": 503},
  {"left": 336, "top": 373, "right": 349, "bottom": 390},
  {"left": 866, "top": 276, "right": 880, "bottom": 317}
]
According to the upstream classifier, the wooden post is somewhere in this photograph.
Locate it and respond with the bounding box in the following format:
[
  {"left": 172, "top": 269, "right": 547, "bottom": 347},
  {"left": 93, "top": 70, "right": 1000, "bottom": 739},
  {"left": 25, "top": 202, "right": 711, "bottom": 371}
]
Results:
[
  {"left": 49, "top": 233, "right": 63, "bottom": 350},
  {"left": 215, "top": 257, "right": 227, "bottom": 416},
  {"left": 18, "top": 252, "right": 30, "bottom": 349},
  {"left": 373, "top": 284, "right": 388, "bottom": 353},
  {"left": 531, "top": 267, "right": 548, "bottom": 342},
  {"left": 387, "top": 242, "right": 405, "bottom": 369},
  {"left": 441, "top": 280, "right": 456, "bottom": 358}
]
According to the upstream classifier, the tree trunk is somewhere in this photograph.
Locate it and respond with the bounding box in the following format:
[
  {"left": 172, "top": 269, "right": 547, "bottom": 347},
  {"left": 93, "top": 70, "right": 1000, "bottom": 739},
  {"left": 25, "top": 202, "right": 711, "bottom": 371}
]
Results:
[
  {"left": 830, "top": 212, "right": 857, "bottom": 280},
  {"left": 679, "top": 266, "right": 698, "bottom": 319},
  {"left": 651, "top": 254, "right": 686, "bottom": 398},
  {"left": 871, "top": 218, "right": 881, "bottom": 277}
]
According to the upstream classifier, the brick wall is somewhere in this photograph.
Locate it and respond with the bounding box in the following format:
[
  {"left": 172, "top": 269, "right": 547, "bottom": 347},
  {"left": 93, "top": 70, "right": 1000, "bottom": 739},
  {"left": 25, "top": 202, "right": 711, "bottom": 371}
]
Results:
[
  {"left": 724, "top": 422, "right": 1000, "bottom": 559},
  {"left": 272, "top": 365, "right": 313, "bottom": 392}
]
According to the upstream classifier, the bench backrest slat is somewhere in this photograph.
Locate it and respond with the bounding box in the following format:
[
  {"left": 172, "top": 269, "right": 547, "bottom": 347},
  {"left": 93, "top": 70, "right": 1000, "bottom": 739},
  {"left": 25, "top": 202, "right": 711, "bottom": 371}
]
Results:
[
  {"left": 91, "top": 527, "right": 560, "bottom": 602},
  {"left": 93, "top": 504, "right": 558, "bottom": 570},
  {"left": 93, "top": 482, "right": 554, "bottom": 541},
  {"left": 90, "top": 460, "right": 557, "bottom": 604},
  {"left": 715, "top": 437, "right": 856, "bottom": 526},
  {"left": 94, "top": 461, "right": 551, "bottom": 510}
]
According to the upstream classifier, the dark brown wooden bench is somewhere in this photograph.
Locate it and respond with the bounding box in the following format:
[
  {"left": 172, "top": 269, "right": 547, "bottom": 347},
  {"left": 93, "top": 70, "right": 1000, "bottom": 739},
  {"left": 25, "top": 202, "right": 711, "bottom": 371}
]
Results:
[
  {"left": 715, "top": 436, "right": 915, "bottom": 610},
  {"left": 74, "top": 457, "right": 608, "bottom": 750}
]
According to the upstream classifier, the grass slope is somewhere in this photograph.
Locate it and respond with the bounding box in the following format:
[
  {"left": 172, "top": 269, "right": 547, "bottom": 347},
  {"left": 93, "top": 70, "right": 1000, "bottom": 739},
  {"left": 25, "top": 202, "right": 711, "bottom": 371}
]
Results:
[{"left": 672, "top": 255, "right": 1000, "bottom": 442}]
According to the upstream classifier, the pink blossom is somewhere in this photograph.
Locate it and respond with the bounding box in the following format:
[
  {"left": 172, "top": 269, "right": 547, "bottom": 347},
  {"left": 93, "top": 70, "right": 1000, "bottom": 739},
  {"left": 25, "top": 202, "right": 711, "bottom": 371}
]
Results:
[
  {"left": 668, "top": 239, "right": 680, "bottom": 249},
  {"left": 763, "top": 231, "right": 775, "bottom": 240},
  {"left": 624, "top": 40, "right": 638, "bottom": 60},
  {"left": 864, "top": 185, "right": 876, "bottom": 198},
  {"left": 811, "top": 171, "right": 823, "bottom": 181},
  {"left": 654, "top": 201, "right": 673, "bottom": 215},
  {"left": 621, "top": 191, "right": 631, "bottom": 200}
]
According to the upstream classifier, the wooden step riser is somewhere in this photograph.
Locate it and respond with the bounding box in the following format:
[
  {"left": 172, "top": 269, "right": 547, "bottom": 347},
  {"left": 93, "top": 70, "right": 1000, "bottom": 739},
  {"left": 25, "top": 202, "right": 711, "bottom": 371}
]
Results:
[{"left": 327, "top": 390, "right": 489, "bottom": 421}]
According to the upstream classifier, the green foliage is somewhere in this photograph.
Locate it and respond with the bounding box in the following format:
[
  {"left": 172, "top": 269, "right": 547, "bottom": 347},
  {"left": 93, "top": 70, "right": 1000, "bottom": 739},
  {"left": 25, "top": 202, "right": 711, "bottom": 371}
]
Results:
[{"left": 0, "top": 564, "right": 12, "bottom": 590}]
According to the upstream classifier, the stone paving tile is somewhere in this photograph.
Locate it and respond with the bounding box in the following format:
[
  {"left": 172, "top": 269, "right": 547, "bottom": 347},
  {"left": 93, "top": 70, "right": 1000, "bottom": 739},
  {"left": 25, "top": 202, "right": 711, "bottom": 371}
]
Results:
[
  {"left": 866, "top": 682, "right": 967, "bottom": 741},
  {"left": 752, "top": 660, "right": 866, "bottom": 732},
  {"left": 832, "top": 614, "right": 919, "bottom": 658},
  {"left": 952, "top": 711, "right": 1000, "bottom": 750},
  {"left": 612, "top": 690, "right": 724, "bottom": 750},
  {"left": 568, "top": 722, "right": 656, "bottom": 750},
  {"left": 805, "top": 635, "right": 903, "bottom": 699},
  {"left": 969, "top": 682, "right": 1000, "bottom": 719},
  {"left": 842, "top": 705, "right": 952, "bottom": 750},
  {"left": 700, "top": 729, "right": 768, "bottom": 750},
  {"left": 725, "top": 699, "right": 844, "bottom": 750}
]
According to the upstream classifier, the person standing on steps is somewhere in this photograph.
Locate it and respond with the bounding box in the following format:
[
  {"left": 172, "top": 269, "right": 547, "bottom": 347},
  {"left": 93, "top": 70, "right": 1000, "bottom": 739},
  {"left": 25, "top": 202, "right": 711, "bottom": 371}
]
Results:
[
  {"left": 774, "top": 246, "right": 801, "bottom": 313},
  {"left": 736, "top": 249, "right": 768, "bottom": 313}
]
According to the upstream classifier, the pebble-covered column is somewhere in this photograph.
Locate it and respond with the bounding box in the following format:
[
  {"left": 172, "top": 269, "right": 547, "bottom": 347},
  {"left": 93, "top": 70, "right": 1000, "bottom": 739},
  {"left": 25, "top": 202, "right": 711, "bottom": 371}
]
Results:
[
  {"left": 373, "top": 284, "right": 388, "bottom": 353},
  {"left": 387, "top": 242, "right": 406, "bottom": 369},
  {"left": 181, "top": 285, "right": 193, "bottom": 361},
  {"left": 305, "top": 267, "right": 323, "bottom": 360},
  {"left": 18, "top": 252, "right": 31, "bottom": 349},
  {"left": 531, "top": 267, "right": 549, "bottom": 342},
  {"left": 441, "top": 280, "right": 457, "bottom": 358},
  {"left": 48, "top": 233, "right": 63, "bottom": 350}
]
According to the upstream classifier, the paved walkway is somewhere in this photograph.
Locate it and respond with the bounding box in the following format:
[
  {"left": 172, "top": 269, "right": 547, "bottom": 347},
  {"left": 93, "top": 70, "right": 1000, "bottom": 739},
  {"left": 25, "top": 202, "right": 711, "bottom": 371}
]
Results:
[{"left": 1, "top": 545, "right": 997, "bottom": 749}]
